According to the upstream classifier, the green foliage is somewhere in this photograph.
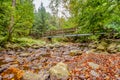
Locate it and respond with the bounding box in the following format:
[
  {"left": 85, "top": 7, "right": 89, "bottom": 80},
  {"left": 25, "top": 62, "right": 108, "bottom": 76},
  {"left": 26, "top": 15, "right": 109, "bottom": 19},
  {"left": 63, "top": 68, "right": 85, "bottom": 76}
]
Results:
[
  {"left": 0, "top": 0, "right": 34, "bottom": 39},
  {"left": 0, "top": 1, "right": 11, "bottom": 36},
  {"left": 13, "top": 0, "right": 34, "bottom": 37},
  {"left": 50, "top": 0, "right": 120, "bottom": 41},
  {"left": 32, "top": 3, "right": 59, "bottom": 38},
  {"left": 69, "top": 0, "right": 120, "bottom": 33},
  {"left": 32, "top": 3, "right": 48, "bottom": 36},
  {"left": 12, "top": 37, "right": 45, "bottom": 46}
]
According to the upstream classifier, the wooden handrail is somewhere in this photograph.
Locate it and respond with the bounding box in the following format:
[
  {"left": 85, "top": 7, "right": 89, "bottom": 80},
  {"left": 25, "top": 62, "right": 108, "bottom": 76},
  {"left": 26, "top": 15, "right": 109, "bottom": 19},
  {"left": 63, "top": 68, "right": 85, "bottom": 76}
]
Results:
[{"left": 43, "top": 27, "right": 78, "bottom": 37}]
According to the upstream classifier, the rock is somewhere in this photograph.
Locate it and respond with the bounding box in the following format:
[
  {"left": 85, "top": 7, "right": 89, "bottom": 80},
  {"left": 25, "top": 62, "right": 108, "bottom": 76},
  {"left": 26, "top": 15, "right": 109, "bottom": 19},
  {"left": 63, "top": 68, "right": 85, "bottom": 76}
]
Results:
[
  {"left": 97, "top": 44, "right": 105, "bottom": 50},
  {"left": 46, "top": 44, "right": 54, "bottom": 49},
  {"left": 49, "top": 62, "right": 70, "bottom": 79},
  {"left": 10, "top": 64, "right": 19, "bottom": 68},
  {"left": 0, "top": 75, "right": 2, "bottom": 80},
  {"left": 8, "top": 51, "right": 15, "bottom": 55},
  {"left": 107, "top": 43, "right": 117, "bottom": 52},
  {"left": 19, "top": 53, "right": 31, "bottom": 57},
  {"left": 90, "top": 70, "right": 99, "bottom": 77},
  {"left": 97, "top": 41, "right": 108, "bottom": 50},
  {"left": 5, "top": 43, "right": 20, "bottom": 50},
  {"left": 27, "top": 48, "right": 34, "bottom": 53},
  {"left": 89, "top": 43, "right": 97, "bottom": 48},
  {"left": 63, "top": 51, "right": 70, "bottom": 55},
  {"left": 79, "top": 74, "right": 85, "bottom": 79},
  {"left": 30, "top": 64, "right": 42, "bottom": 70},
  {"left": 102, "top": 51, "right": 109, "bottom": 54},
  {"left": 22, "top": 71, "right": 45, "bottom": 80},
  {"left": 0, "top": 64, "right": 10, "bottom": 73},
  {"left": 1, "top": 67, "right": 24, "bottom": 80},
  {"left": 3, "top": 57, "right": 14, "bottom": 62},
  {"left": 31, "top": 44, "right": 40, "bottom": 49},
  {"left": 107, "top": 43, "right": 117, "bottom": 50},
  {"left": 116, "top": 45, "right": 120, "bottom": 52},
  {"left": 0, "top": 67, "right": 7, "bottom": 73},
  {"left": 38, "top": 70, "right": 50, "bottom": 80},
  {"left": 69, "top": 50, "right": 82, "bottom": 56},
  {"left": 88, "top": 62, "right": 99, "bottom": 69},
  {"left": 9, "top": 74, "right": 14, "bottom": 79},
  {"left": 16, "top": 57, "right": 24, "bottom": 64},
  {"left": 41, "top": 53, "right": 51, "bottom": 57},
  {"left": 86, "top": 49, "right": 96, "bottom": 54}
]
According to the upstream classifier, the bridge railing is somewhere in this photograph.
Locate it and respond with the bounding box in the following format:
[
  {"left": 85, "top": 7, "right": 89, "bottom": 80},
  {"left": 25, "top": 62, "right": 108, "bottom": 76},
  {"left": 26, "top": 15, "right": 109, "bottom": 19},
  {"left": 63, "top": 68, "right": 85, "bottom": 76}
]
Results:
[{"left": 42, "top": 27, "right": 78, "bottom": 37}]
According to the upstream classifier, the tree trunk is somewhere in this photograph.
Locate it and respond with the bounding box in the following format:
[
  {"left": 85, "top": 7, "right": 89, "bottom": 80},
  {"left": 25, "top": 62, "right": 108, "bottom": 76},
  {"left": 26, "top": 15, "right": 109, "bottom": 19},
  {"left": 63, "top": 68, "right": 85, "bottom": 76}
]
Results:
[{"left": 7, "top": 0, "right": 16, "bottom": 42}]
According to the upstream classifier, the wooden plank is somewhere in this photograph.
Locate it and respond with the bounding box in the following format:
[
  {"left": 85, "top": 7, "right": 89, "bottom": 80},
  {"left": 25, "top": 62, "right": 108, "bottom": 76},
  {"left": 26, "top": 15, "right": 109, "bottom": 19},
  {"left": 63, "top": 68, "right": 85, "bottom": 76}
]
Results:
[
  {"left": 43, "top": 27, "right": 78, "bottom": 37},
  {"left": 43, "top": 33, "right": 93, "bottom": 38},
  {"left": 43, "top": 32, "right": 107, "bottom": 38}
]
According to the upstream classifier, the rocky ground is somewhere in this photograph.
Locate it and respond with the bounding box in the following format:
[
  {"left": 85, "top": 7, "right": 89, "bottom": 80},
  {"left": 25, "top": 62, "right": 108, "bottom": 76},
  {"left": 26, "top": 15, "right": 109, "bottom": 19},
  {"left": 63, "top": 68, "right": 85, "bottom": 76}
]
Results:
[{"left": 0, "top": 42, "right": 120, "bottom": 80}]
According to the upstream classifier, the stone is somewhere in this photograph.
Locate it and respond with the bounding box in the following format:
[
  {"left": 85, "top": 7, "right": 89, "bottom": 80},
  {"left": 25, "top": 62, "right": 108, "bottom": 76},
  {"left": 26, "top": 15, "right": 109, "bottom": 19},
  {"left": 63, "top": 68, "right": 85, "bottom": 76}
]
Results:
[
  {"left": 79, "top": 74, "right": 85, "bottom": 79},
  {"left": 88, "top": 62, "right": 99, "bottom": 69},
  {"left": 102, "top": 51, "right": 109, "bottom": 54},
  {"left": 107, "top": 43, "right": 117, "bottom": 52},
  {"left": 41, "top": 53, "right": 51, "bottom": 57},
  {"left": 0, "top": 64, "right": 10, "bottom": 73},
  {"left": 86, "top": 49, "right": 96, "bottom": 54},
  {"left": 116, "top": 45, "right": 120, "bottom": 51},
  {"left": 69, "top": 50, "right": 82, "bottom": 56},
  {"left": 49, "top": 62, "right": 70, "bottom": 79},
  {"left": 22, "top": 71, "right": 40, "bottom": 80},
  {"left": 97, "top": 41, "right": 108, "bottom": 50},
  {"left": 89, "top": 43, "right": 97, "bottom": 48},
  {"left": 97, "top": 44, "right": 105, "bottom": 50},
  {"left": 9, "top": 74, "right": 14, "bottom": 79},
  {"left": 19, "top": 53, "right": 31, "bottom": 57},
  {"left": 4, "top": 57, "right": 14, "bottom": 62},
  {"left": 90, "top": 70, "right": 99, "bottom": 77},
  {"left": 1, "top": 67, "right": 24, "bottom": 80},
  {"left": 32, "top": 45, "right": 40, "bottom": 49},
  {"left": 22, "top": 71, "right": 48, "bottom": 80},
  {"left": 0, "top": 75, "right": 2, "bottom": 80},
  {"left": 8, "top": 51, "right": 15, "bottom": 55},
  {"left": 38, "top": 70, "right": 50, "bottom": 80}
]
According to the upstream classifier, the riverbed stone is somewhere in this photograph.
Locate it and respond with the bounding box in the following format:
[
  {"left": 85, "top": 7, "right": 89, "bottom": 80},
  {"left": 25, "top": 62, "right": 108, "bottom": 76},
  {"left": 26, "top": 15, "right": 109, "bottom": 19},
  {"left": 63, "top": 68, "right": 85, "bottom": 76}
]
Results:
[
  {"left": 22, "top": 71, "right": 41, "bottom": 80},
  {"left": 49, "top": 62, "right": 70, "bottom": 79},
  {"left": 90, "top": 70, "right": 99, "bottom": 77},
  {"left": 107, "top": 43, "right": 117, "bottom": 53},
  {"left": 97, "top": 41, "right": 108, "bottom": 50},
  {"left": 19, "top": 53, "right": 31, "bottom": 57},
  {"left": 4, "top": 57, "right": 14, "bottom": 62},
  {"left": 69, "top": 50, "right": 82, "bottom": 56},
  {"left": 88, "top": 62, "right": 99, "bottom": 69}
]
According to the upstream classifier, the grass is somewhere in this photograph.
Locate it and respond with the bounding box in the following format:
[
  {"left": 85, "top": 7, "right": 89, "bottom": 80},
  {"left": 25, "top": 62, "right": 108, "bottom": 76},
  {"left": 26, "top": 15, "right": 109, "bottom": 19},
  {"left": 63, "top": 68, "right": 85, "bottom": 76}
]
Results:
[
  {"left": 12, "top": 37, "right": 46, "bottom": 47},
  {"left": 0, "top": 36, "right": 46, "bottom": 49}
]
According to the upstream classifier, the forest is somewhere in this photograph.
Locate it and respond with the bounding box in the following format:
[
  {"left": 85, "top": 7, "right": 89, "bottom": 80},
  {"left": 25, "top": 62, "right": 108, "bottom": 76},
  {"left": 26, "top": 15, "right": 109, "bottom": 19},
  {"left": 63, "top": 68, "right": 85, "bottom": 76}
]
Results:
[{"left": 0, "top": 0, "right": 120, "bottom": 80}]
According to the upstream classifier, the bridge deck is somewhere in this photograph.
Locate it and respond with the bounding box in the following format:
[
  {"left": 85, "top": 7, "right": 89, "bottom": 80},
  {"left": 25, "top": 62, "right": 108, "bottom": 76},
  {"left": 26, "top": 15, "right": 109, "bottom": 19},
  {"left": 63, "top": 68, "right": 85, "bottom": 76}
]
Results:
[
  {"left": 42, "top": 27, "right": 78, "bottom": 37},
  {"left": 42, "top": 27, "right": 106, "bottom": 38},
  {"left": 43, "top": 33, "right": 106, "bottom": 38}
]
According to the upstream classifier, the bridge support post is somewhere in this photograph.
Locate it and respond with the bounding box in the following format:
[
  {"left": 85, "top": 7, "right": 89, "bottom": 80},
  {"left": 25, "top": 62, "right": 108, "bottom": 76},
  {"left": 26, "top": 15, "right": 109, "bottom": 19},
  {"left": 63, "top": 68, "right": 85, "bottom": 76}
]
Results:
[{"left": 47, "top": 37, "right": 52, "bottom": 43}]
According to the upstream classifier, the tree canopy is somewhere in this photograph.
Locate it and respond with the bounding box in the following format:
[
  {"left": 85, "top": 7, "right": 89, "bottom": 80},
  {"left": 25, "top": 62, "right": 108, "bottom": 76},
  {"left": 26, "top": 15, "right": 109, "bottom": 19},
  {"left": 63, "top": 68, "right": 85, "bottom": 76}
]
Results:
[{"left": 0, "top": 0, "right": 120, "bottom": 44}]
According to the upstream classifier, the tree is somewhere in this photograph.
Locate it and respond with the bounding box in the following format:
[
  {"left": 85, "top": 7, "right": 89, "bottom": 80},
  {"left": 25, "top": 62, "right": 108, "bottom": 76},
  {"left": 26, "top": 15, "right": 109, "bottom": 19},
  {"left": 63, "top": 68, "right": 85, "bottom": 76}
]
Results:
[
  {"left": 7, "top": 0, "right": 16, "bottom": 42},
  {"left": 32, "top": 2, "right": 49, "bottom": 37},
  {"left": 0, "top": 0, "right": 34, "bottom": 44},
  {"left": 14, "top": 0, "right": 34, "bottom": 37},
  {"left": 50, "top": 0, "right": 120, "bottom": 40}
]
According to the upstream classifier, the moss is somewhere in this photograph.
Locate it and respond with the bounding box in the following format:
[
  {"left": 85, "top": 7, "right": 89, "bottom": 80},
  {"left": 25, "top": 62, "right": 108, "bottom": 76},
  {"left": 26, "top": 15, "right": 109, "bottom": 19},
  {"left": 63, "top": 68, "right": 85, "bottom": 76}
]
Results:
[{"left": 0, "top": 37, "right": 46, "bottom": 49}]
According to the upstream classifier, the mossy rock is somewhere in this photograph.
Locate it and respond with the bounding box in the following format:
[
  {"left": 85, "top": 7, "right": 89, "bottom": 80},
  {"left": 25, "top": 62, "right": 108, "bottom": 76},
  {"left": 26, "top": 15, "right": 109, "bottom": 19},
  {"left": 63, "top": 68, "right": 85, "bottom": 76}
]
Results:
[
  {"left": 69, "top": 50, "right": 83, "bottom": 56},
  {"left": 49, "top": 62, "right": 70, "bottom": 79},
  {"left": 97, "top": 41, "right": 108, "bottom": 51}
]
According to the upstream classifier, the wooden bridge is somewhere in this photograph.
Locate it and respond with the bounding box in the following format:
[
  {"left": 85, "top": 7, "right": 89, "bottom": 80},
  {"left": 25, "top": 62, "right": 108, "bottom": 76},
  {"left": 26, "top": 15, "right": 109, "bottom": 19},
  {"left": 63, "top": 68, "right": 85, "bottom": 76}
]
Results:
[
  {"left": 42, "top": 27, "right": 105, "bottom": 38},
  {"left": 42, "top": 27, "right": 78, "bottom": 37},
  {"left": 30, "top": 27, "right": 116, "bottom": 38}
]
